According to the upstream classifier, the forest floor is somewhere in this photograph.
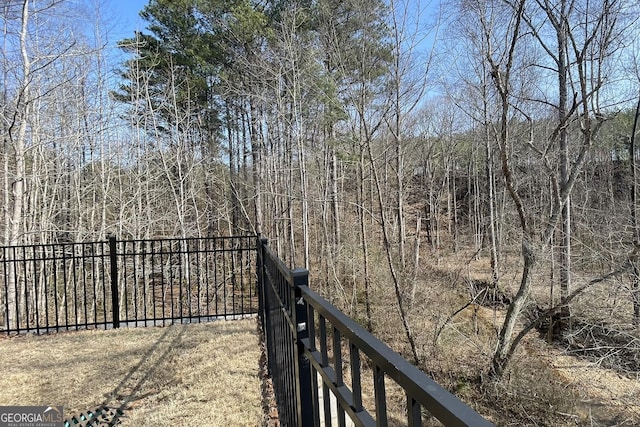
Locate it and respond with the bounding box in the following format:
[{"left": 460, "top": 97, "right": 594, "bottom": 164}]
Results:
[
  {"left": 410, "top": 249, "right": 640, "bottom": 426},
  {"left": 532, "top": 338, "right": 640, "bottom": 425},
  {"left": 0, "top": 319, "right": 263, "bottom": 426},
  {"left": 476, "top": 304, "right": 640, "bottom": 426}
]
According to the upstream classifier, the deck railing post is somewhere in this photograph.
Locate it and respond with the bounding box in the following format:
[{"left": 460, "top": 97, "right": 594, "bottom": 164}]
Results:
[
  {"left": 109, "top": 236, "right": 120, "bottom": 329},
  {"left": 292, "top": 268, "right": 314, "bottom": 426}
]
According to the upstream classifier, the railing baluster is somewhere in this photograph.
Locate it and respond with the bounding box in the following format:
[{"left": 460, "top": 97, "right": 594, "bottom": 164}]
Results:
[
  {"left": 374, "top": 364, "right": 388, "bottom": 427},
  {"left": 350, "top": 342, "right": 363, "bottom": 413},
  {"left": 214, "top": 238, "right": 219, "bottom": 316},
  {"left": 72, "top": 244, "right": 79, "bottom": 330},
  {"left": 161, "top": 240, "right": 168, "bottom": 322},
  {"left": 140, "top": 241, "right": 147, "bottom": 327},
  {"left": 223, "top": 238, "right": 228, "bottom": 317},
  {"left": 306, "top": 304, "right": 320, "bottom": 427},
  {"left": 123, "top": 241, "right": 130, "bottom": 324},
  {"left": 407, "top": 392, "right": 421, "bottom": 426},
  {"left": 131, "top": 241, "right": 139, "bottom": 324},
  {"left": 100, "top": 242, "right": 107, "bottom": 330},
  {"left": 178, "top": 240, "right": 184, "bottom": 318},
  {"left": 150, "top": 240, "right": 157, "bottom": 325},
  {"left": 319, "top": 315, "right": 332, "bottom": 427},
  {"left": 81, "top": 243, "right": 88, "bottom": 329},
  {"left": 332, "top": 326, "right": 346, "bottom": 427},
  {"left": 323, "top": 381, "right": 333, "bottom": 427},
  {"left": 91, "top": 242, "right": 98, "bottom": 327},
  {"left": 12, "top": 247, "right": 18, "bottom": 333},
  {"left": 2, "top": 247, "right": 8, "bottom": 334},
  {"left": 188, "top": 239, "right": 194, "bottom": 319},
  {"left": 195, "top": 239, "right": 202, "bottom": 320},
  {"left": 62, "top": 245, "right": 69, "bottom": 331},
  {"left": 44, "top": 246, "right": 51, "bottom": 332},
  {"left": 231, "top": 239, "right": 236, "bottom": 317},
  {"left": 320, "top": 315, "right": 329, "bottom": 367},
  {"left": 204, "top": 238, "right": 211, "bottom": 317}
]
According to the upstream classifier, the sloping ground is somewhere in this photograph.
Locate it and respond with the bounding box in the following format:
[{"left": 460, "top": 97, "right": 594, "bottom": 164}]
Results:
[
  {"left": 0, "top": 319, "right": 263, "bottom": 426},
  {"left": 466, "top": 304, "right": 640, "bottom": 425},
  {"left": 536, "top": 340, "right": 640, "bottom": 424}
]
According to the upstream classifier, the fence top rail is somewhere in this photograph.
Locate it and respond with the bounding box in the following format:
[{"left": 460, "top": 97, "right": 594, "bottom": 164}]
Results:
[
  {"left": 261, "top": 241, "right": 298, "bottom": 283},
  {"left": 0, "top": 241, "right": 108, "bottom": 251},
  {"left": 299, "top": 284, "right": 495, "bottom": 427},
  {"left": 0, "top": 235, "right": 258, "bottom": 251},
  {"left": 115, "top": 235, "right": 257, "bottom": 245}
]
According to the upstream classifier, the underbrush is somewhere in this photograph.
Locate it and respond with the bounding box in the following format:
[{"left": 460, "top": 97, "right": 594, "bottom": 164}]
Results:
[{"left": 333, "top": 242, "right": 640, "bottom": 426}]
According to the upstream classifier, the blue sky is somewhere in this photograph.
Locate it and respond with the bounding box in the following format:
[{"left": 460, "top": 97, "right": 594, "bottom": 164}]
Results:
[
  {"left": 99, "top": 0, "right": 149, "bottom": 67},
  {"left": 108, "top": 0, "right": 149, "bottom": 39}
]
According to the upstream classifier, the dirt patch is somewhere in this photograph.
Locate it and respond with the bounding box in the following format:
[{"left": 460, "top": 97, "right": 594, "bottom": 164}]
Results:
[{"left": 257, "top": 317, "right": 279, "bottom": 427}]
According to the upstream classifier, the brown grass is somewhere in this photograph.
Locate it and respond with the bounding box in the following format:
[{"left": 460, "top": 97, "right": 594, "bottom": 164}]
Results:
[{"left": 0, "top": 319, "right": 263, "bottom": 426}]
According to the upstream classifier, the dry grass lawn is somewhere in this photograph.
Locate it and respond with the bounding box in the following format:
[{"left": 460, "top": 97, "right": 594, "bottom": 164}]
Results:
[{"left": 0, "top": 319, "right": 263, "bottom": 426}]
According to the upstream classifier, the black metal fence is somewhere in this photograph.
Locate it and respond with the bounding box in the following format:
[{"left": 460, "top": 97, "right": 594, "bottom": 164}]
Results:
[
  {"left": 257, "top": 237, "right": 495, "bottom": 427},
  {"left": 1, "top": 235, "right": 257, "bottom": 334}
]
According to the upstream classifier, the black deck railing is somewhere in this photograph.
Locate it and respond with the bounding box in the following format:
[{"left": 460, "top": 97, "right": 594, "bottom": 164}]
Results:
[
  {"left": 1, "top": 235, "right": 257, "bottom": 334},
  {"left": 257, "top": 237, "right": 495, "bottom": 427}
]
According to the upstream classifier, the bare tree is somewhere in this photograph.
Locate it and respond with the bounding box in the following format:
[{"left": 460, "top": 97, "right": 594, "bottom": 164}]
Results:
[
  {"left": 447, "top": 0, "right": 631, "bottom": 377},
  {"left": 630, "top": 94, "right": 640, "bottom": 325},
  {"left": 629, "top": 45, "right": 640, "bottom": 326},
  {"left": 481, "top": 0, "right": 629, "bottom": 376}
]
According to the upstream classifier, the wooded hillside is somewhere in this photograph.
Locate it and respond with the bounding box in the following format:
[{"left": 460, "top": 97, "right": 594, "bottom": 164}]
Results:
[{"left": 2, "top": 0, "right": 640, "bottom": 424}]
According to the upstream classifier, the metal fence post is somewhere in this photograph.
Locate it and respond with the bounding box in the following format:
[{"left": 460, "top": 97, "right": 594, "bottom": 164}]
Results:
[
  {"left": 292, "top": 268, "right": 314, "bottom": 426},
  {"left": 109, "top": 236, "right": 120, "bottom": 329},
  {"left": 257, "top": 237, "right": 268, "bottom": 332},
  {"left": 258, "top": 237, "right": 275, "bottom": 380}
]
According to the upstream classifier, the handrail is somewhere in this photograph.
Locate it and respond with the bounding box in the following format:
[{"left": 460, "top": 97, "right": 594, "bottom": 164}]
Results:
[{"left": 300, "top": 284, "right": 494, "bottom": 427}]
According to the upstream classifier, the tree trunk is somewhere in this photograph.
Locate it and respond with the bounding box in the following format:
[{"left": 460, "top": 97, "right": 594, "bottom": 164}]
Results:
[
  {"left": 249, "top": 101, "right": 264, "bottom": 236},
  {"left": 358, "top": 147, "right": 373, "bottom": 332},
  {"left": 5, "top": 0, "right": 32, "bottom": 328},
  {"left": 330, "top": 146, "right": 341, "bottom": 259},
  {"left": 485, "top": 129, "right": 499, "bottom": 285},
  {"left": 366, "top": 134, "right": 420, "bottom": 365},
  {"left": 557, "top": 1, "right": 571, "bottom": 312},
  {"left": 491, "top": 237, "right": 535, "bottom": 377},
  {"left": 631, "top": 95, "right": 640, "bottom": 325}
]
